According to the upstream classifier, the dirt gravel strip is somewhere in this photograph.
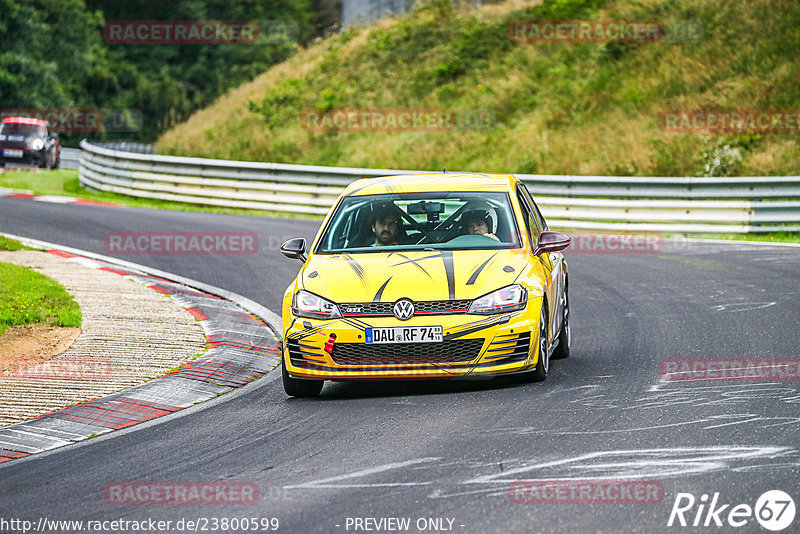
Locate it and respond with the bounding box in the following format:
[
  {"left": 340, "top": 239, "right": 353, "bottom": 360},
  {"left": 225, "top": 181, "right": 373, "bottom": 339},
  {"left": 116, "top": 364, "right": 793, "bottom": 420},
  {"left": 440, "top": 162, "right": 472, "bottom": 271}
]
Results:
[{"left": 0, "top": 245, "right": 281, "bottom": 463}]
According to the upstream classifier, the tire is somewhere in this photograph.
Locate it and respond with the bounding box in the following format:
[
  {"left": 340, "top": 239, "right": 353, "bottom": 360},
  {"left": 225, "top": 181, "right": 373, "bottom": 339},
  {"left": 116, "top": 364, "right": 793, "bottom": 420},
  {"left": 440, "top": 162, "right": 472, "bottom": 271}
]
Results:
[
  {"left": 551, "top": 282, "right": 570, "bottom": 360},
  {"left": 517, "top": 302, "right": 548, "bottom": 383},
  {"left": 52, "top": 151, "right": 60, "bottom": 169},
  {"left": 282, "top": 360, "right": 323, "bottom": 397}
]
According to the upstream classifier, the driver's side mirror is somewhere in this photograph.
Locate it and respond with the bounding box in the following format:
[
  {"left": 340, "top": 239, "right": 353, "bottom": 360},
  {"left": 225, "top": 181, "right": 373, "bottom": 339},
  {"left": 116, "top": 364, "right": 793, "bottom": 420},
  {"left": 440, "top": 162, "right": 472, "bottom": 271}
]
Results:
[
  {"left": 533, "top": 231, "right": 571, "bottom": 255},
  {"left": 280, "top": 238, "right": 307, "bottom": 262},
  {"left": 50, "top": 133, "right": 59, "bottom": 140}
]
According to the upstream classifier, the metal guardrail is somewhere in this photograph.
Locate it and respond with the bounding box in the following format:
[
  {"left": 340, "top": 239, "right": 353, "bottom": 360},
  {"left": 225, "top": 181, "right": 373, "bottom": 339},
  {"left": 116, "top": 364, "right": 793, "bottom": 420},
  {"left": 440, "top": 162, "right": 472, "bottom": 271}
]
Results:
[
  {"left": 78, "top": 140, "right": 800, "bottom": 233},
  {"left": 60, "top": 147, "right": 81, "bottom": 170},
  {"left": 93, "top": 142, "right": 155, "bottom": 154}
]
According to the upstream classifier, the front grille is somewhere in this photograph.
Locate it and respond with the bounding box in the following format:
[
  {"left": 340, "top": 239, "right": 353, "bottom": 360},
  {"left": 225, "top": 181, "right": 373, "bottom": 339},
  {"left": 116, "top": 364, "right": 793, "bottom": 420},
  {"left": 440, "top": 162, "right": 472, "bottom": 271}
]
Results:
[
  {"left": 331, "top": 339, "right": 484, "bottom": 365},
  {"left": 339, "top": 300, "right": 471, "bottom": 317}
]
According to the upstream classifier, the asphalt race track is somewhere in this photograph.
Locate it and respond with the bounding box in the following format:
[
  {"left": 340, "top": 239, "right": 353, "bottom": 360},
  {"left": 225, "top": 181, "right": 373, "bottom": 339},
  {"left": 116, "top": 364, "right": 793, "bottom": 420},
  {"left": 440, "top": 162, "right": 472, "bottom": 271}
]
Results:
[{"left": 1, "top": 197, "right": 799, "bottom": 533}]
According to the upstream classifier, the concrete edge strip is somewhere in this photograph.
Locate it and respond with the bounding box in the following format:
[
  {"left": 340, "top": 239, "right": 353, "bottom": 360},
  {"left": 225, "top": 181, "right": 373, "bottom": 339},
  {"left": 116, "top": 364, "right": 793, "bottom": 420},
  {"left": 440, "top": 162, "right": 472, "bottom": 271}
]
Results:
[
  {"left": 0, "top": 233, "right": 283, "bottom": 464},
  {"left": 0, "top": 189, "right": 120, "bottom": 207}
]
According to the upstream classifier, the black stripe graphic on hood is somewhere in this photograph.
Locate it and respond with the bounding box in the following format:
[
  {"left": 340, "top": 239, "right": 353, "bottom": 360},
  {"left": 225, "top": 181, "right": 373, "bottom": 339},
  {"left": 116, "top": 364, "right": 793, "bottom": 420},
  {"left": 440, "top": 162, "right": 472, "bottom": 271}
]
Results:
[
  {"left": 345, "top": 177, "right": 396, "bottom": 197},
  {"left": 466, "top": 253, "right": 497, "bottom": 286},
  {"left": 391, "top": 252, "right": 435, "bottom": 278},
  {"left": 342, "top": 253, "right": 370, "bottom": 291},
  {"left": 373, "top": 277, "right": 392, "bottom": 302},
  {"left": 441, "top": 250, "right": 455, "bottom": 300}
]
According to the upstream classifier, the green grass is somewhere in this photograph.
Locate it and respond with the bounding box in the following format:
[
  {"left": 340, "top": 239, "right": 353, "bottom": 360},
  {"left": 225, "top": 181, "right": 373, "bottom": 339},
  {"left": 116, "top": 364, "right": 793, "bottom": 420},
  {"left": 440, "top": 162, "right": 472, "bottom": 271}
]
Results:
[
  {"left": 0, "top": 262, "right": 82, "bottom": 337},
  {"left": 0, "top": 236, "right": 44, "bottom": 252},
  {"left": 0, "top": 235, "right": 44, "bottom": 251},
  {"left": 705, "top": 231, "right": 800, "bottom": 244},
  {"left": 0, "top": 169, "right": 319, "bottom": 219},
  {"left": 0, "top": 169, "right": 76, "bottom": 197},
  {"left": 0, "top": 236, "right": 25, "bottom": 251}
]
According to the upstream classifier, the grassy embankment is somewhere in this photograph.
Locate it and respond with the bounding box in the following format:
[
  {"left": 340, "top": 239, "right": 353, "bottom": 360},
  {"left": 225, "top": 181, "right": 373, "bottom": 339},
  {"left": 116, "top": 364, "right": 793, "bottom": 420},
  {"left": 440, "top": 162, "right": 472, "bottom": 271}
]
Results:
[{"left": 158, "top": 0, "right": 799, "bottom": 177}]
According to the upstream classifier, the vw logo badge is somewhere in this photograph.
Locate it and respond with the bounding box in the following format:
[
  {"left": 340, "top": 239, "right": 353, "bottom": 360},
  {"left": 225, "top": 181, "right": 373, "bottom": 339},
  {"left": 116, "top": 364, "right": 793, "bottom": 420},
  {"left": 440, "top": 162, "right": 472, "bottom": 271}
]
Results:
[{"left": 393, "top": 299, "right": 415, "bottom": 321}]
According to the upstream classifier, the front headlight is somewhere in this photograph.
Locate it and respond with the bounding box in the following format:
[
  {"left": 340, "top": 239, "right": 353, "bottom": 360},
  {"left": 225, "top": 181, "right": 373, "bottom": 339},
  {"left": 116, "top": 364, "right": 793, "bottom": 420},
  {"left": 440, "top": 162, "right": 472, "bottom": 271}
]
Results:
[
  {"left": 468, "top": 284, "right": 528, "bottom": 315},
  {"left": 29, "top": 137, "right": 45, "bottom": 151},
  {"left": 292, "top": 290, "right": 341, "bottom": 319}
]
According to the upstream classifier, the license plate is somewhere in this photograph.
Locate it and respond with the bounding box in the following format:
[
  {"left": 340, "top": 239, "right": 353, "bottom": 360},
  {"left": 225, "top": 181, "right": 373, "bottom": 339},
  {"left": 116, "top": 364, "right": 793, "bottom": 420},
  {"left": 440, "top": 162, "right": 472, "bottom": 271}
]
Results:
[
  {"left": 365, "top": 326, "right": 443, "bottom": 344},
  {"left": 3, "top": 149, "right": 23, "bottom": 158}
]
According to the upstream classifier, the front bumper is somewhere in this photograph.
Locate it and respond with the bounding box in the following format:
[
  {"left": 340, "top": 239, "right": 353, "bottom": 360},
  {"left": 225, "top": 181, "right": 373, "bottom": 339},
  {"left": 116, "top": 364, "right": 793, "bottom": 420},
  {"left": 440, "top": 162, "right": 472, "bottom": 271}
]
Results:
[
  {"left": 283, "top": 310, "right": 541, "bottom": 380},
  {"left": 0, "top": 147, "right": 45, "bottom": 166}
]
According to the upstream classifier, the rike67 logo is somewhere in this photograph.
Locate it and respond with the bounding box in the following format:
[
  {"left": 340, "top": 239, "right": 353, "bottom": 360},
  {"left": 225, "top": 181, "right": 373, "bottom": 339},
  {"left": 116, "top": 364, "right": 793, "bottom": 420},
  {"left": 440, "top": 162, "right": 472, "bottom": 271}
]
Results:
[{"left": 668, "top": 490, "right": 795, "bottom": 531}]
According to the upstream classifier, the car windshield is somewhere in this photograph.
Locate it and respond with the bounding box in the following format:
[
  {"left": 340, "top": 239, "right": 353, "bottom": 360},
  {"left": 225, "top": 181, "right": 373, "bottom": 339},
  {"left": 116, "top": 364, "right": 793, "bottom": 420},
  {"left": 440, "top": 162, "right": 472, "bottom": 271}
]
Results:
[
  {"left": 316, "top": 191, "right": 521, "bottom": 254},
  {"left": 0, "top": 123, "right": 46, "bottom": 136}
]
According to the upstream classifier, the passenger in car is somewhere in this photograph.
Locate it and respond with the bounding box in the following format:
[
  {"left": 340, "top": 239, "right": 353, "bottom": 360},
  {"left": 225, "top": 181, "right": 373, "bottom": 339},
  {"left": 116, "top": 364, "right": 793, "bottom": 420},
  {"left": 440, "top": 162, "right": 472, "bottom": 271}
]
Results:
[{"left": 462, "top": 210, "right": 500, "bottom": 241}]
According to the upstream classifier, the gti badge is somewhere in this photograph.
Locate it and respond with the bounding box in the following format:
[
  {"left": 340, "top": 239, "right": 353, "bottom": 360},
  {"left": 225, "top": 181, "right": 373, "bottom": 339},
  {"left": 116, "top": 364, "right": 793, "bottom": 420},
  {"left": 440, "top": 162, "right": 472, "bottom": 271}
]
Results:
[{"left": 393, "top": 299, "right": 415, "bottom": 321}]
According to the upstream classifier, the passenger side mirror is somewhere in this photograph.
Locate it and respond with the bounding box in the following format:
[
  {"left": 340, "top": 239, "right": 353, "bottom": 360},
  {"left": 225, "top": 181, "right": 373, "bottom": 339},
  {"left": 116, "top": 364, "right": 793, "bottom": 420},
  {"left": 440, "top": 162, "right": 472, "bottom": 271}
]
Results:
[
  {"left": 280, "top": 238, "right": 307, "bottom": 262},
  {"left": 534, "top": 231, "right": 571, "bottom": 255}
]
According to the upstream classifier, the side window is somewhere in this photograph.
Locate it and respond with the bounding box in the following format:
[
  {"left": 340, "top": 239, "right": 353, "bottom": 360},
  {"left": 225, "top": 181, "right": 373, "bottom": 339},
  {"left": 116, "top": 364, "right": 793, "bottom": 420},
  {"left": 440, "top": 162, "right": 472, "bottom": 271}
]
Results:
[
  {"left": 515, "top": 189, "right": 539, "bottom": 249},
  {"left": 520, "top": 183, "right": 547, "bottom": 231},
  {"left": 530, "top": 199, "right": 547, "bottom": 232}
]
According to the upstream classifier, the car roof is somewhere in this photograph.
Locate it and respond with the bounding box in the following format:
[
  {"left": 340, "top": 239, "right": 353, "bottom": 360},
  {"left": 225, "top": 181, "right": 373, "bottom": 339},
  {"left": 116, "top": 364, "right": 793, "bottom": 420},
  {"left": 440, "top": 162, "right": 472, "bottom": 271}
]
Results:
[
  {"left": 343, "top": 173, "right": 518, "bottom": 196},
  {"left": 2, "top": 117, "right": 48, "bottom": 126}
]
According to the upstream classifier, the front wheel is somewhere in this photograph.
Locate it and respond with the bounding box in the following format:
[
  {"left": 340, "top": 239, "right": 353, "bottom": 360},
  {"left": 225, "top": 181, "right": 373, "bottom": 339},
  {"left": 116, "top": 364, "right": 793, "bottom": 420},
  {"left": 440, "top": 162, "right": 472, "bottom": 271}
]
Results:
[
  {"left": 282, "top": 360, "right": 323, "bottom": 397},
  {"left": 517, "top": 302, "right": 548, "bottom": 383}
]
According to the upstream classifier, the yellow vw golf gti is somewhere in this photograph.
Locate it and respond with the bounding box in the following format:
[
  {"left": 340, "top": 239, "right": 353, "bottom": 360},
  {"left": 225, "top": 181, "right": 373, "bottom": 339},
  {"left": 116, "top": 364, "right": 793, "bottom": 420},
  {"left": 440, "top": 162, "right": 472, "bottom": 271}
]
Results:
[{"left": 279, "top": 173, "right": 571, "bottom": 397}]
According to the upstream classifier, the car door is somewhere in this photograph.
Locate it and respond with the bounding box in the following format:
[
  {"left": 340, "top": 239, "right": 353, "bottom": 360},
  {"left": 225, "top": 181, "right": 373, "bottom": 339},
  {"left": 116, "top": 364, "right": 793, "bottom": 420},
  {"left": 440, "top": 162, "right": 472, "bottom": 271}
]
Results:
[
  {"left": 515, "top": 185, "right": 558, "bottom": 345},
  {"left": 518, "top": 183, "right": 565, "bottom": 344},
  {"left": 530, "top": 186, "right": 567, "bottom": 338}
]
